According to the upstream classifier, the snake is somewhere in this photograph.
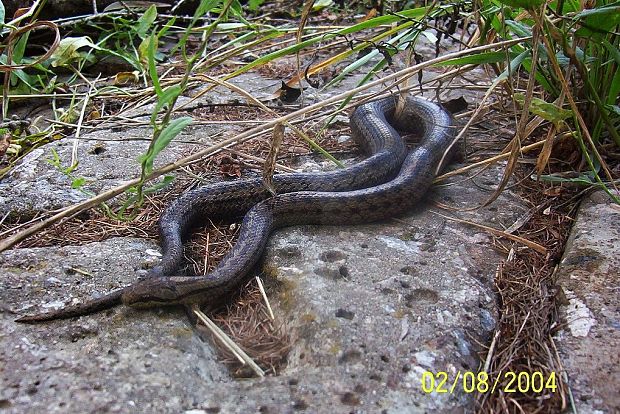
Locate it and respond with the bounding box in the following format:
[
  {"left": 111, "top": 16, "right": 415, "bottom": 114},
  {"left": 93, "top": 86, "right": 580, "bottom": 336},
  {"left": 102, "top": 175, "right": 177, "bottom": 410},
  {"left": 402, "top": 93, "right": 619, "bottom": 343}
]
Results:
[{"left": 17, "top": 95, "right": 455, "bottom": 323}]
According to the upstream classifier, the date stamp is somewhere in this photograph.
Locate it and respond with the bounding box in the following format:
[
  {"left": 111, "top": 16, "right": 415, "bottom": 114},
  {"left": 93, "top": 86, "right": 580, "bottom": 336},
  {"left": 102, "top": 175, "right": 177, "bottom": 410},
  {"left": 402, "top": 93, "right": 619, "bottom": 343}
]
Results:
[{"left": 420, "top": 371, "right": 558, "bottom": 394}]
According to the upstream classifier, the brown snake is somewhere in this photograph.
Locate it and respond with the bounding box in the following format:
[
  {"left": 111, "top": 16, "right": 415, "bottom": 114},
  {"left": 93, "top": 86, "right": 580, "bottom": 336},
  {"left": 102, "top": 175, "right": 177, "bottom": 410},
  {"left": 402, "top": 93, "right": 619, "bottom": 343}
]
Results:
[{"left": 17, "top": 95, "right": 455, "bottom": 323}]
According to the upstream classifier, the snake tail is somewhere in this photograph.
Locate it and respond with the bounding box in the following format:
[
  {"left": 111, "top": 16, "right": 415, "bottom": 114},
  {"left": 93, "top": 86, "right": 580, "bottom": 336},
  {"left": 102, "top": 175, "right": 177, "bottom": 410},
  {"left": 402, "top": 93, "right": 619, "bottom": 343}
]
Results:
[{"left": 16, "top": 288, "right": 125, "bottom": 323}]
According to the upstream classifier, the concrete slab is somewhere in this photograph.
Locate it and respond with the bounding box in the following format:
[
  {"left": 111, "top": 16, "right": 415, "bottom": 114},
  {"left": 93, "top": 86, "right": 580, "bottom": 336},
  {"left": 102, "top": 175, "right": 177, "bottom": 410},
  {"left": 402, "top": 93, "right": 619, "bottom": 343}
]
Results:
[{"left": 555, "top": 190, "right": 620, "bottom": 414}]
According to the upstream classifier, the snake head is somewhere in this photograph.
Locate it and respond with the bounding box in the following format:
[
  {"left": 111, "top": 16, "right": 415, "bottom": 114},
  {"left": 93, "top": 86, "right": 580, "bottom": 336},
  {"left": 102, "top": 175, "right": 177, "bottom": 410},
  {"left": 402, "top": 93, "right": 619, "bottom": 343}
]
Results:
[{"left": 121, "top": 277, "right": 180, "bottom": 308}]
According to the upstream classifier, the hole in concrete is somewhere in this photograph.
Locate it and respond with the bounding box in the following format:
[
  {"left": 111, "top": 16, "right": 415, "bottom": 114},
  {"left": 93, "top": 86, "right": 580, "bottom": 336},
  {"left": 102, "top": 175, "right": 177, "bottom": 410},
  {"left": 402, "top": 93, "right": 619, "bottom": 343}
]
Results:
[
  {"left": 0, "top": 400, "right": 11, "bottom": 409},
  {"left": 402, "top": 363, "right": 412, "bottom": 373},
  {"left": 292, "top": 399, "right": 308, "bottom": 410},
  {"left": 340, "top": 392, "right": 360, "bottom": 406},
  {"left": 313, "top": 266, "right": 345, "bottom": 280},
  {"left": 288, "top": 378, "right": 299, "bottom": 386},
  {"left": 339, "top": 266, "right": 350, "bottom": 278},
  {"left": 380, "top": 355, "right": 390, "bottom": 363},
  {"left": 205, "top": 407, "right": 220, "bottom": 413},
  {"left": 399, "top": 280, "right": 411, "bottom": 288},
  {"left": 335, "top": 308, "right": 355, "bottom": 320},
  {"left": 339, "top": 350, "right": 362, "bottom": 364},
  {"left": 319, "top": 250, "right": 347, "bottom": 262},
  {"left": 89, "top": 145, "right": 106, "bottom": 155},
  {"left": 380, "top": 287, "right": 395, "bottom": 295},
  {"left": 360, "top": 243, "right": 368, "bottom": 248},
  {"left": 369, "top": 374, "right": 381, "bottom": 381},
  {"left": 405, "top": 288, "right": 440, "bottom": 305},
  {"left": 399, "top": 266, "right": 417, "bottom": 275}
]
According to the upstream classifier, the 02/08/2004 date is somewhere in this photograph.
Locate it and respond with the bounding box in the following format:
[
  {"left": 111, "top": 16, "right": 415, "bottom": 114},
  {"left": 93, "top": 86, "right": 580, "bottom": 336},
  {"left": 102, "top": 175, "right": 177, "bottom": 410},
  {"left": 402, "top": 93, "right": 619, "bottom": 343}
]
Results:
[{"left": 420, "top": 371, "right": 558, "bottom": 394}]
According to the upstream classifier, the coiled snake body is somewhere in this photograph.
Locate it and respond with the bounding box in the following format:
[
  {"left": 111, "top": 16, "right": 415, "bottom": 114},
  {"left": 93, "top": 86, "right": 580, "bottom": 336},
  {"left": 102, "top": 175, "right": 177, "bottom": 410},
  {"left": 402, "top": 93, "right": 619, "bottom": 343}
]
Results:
[{"left": 18, "top": 95, "right": 455, "bottom": 322}]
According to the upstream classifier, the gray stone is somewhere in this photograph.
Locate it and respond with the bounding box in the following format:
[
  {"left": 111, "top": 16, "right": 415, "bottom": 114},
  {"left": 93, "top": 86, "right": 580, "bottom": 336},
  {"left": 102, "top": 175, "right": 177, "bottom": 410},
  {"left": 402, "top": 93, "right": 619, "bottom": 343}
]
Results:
[
  {"left": 0, "top": 60, "right": 538, "bottom": 412},
  {"left": 555, "top": 190, "right": 620, "bottom": 414},
  {"left": 0, "top": 161, "right": 520, "bottom": 413},
  {"left": 0, "top": 73, "right": 277, "bottom": 218},
  {"left": 0, "top": 238, "right": 229, "bottom": 413}
]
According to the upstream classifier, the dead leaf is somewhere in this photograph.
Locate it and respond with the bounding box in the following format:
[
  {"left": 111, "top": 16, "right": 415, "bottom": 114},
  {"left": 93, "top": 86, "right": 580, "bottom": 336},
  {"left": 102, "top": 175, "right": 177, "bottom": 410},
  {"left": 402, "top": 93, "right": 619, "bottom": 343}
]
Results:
[
  {"left": 536, "top": 127, "right": 556, "bottom": 178},
  {"left": 263, "top": 123, "right": 285, "bottom": 196},
  {"left": 217, "top": 155, "right": 241, "bottom": 178},
  {"left": 0, "top": 131, "right": 11, "bottom": 157},
  {"left": 114, "top": 71, "right": 140, "bottom": 85}
]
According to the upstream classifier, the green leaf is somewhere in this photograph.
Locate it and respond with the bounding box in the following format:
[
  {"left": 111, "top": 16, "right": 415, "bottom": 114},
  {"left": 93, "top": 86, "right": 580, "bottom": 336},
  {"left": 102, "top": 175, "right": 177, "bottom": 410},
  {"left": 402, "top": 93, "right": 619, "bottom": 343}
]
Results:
[
  {"left": 146, "top": 34, "right": 162, "bottom": 96},
  {"left": 49, "top": 36, "right": 101, "bottom": 67},
  {"left": 144, "top": 175, "right": 175, "bottom": 193},
  {"left": 157, "top": 16, "right": 177, "bottom": 39},
  {"left": 602, "top": 38, "right": 620, "bottom": 66},
  {"left": 496, "top": 49, "right": 529, "bottom": 82},
  {"left": 141, "top": 117, "right": 193, "bottom": 172},
  {"left": 248, "top": 0, "right": 264, "bottom": 11},
  {"left": 505, "top": 20, "right": 532, "bottom": 38},
  {"left": 538, "top": 173, "right": 596, "bottom": 185},
  {"left": 435, "top": 51, "right": 512, "bottom": 66},
  {"left": 136, "top": 5, "right": 158, "bottom": 38},
  {"left": 193, "top": 0, "right": 221, "bottom": 22},
  {"left": 12, "top": 31, "right": 29, "bottom": 63},
  {"left": 324, "top": 25, "right": 414, "bottom": 88},
  {"left": 227, "top": 6, "right": 429, "bottom": 79},
  {"left": 153, "top": 85, "right": 182, "bottom": 118},
  {"left": 47, "top": 148, "right": 62, "bottom": 168},
  {"left": 154, "top": 117, "right": 192, "bottom": 155},
  {"left": 0, "top": 1, "right": 5, "bottom": 25},
  {"left": 71, "top": 177, "right": 87, "bottom": 189},
  {"left": 497, "top": 0, "right": 545, "bottom": 9},
  {"left": 313, "top": 0, "right": 334, "bottom": 11},
  {"left": 574, "top": 4, "right": 620, "bottom": 38},
  {"left": 0, "top": 54, "right": 37, "bottom": 90},
  {"left": 514, "top": 94, "right": 572, "bottom": 124}
]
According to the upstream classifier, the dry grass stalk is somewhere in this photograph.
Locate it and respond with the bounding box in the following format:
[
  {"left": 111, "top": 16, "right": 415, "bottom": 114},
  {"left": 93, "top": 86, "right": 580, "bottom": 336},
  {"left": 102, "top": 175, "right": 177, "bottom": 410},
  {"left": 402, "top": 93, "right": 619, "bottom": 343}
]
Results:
[
  {"left": 0, "top": 36, "right": 529, "bottom": 253},
  {"left": 475, "top": 182, "right": 577, "bottom": 413},
  {"left": 202, "top": 280, "right": 291, "bottom": 377}
]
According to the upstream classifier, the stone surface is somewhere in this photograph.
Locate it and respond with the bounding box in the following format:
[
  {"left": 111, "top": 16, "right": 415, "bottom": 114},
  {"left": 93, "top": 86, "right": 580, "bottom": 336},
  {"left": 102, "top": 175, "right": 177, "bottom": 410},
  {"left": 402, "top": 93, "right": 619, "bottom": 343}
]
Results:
[
  {"left": 554, "top": 190, "right": 620, "bottom": 414},
  {"left": 0, "top": 54, "right": 565, "bottom": 412},
  {"left": 0, "top": 73, "right": 275, "bottom": 217},
  {"left": 0, "top": 159, "right": 524, "bottom": 413},
  {"left": 0, "top": 238, "right": 229, "bottom": 413}
]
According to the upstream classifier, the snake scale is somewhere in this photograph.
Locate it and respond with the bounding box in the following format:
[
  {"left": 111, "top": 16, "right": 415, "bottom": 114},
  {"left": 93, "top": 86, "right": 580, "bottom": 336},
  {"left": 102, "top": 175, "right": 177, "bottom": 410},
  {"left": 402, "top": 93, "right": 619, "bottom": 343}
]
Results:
[{"left": 17, "top": 95, "right": 455, "bottom": 323}]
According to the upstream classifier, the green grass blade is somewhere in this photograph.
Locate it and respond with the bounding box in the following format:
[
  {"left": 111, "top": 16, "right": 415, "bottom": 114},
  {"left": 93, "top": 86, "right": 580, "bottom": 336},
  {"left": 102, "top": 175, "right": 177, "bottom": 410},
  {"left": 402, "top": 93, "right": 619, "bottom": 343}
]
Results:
[{"left": 227, "top": 7, "right": 430, "bottom": 79}]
